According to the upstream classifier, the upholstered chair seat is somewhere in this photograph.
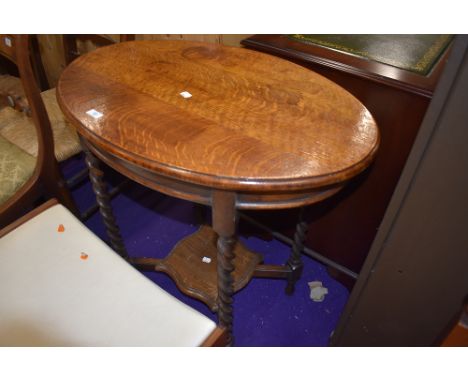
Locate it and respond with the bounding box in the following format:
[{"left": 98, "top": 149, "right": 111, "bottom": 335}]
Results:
[
  {"left": 0, "top": 203, "right": 217, "bottom": 346},
  {"left": 0, "top": 135, "right": 35, "bottom": 205}
]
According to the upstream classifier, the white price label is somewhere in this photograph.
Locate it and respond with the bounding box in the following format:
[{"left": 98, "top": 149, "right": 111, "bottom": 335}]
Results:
[
  {"left": 180, "top": 91, "right": 192, "bottom": 99},
  {"left": 86, "top": 109, "right": 103, "bottom": 119}
]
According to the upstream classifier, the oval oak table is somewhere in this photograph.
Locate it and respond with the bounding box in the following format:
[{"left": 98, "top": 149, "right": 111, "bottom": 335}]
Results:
[{"left": 57, "top": 40, "right": 379, "bottom": 345}]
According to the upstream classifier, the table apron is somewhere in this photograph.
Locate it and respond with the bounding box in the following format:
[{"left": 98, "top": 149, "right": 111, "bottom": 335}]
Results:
[{"left": 85, "top": 140, "right": 345, "bottom": 210}]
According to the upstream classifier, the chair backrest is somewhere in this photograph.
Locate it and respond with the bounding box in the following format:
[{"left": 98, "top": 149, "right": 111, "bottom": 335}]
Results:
[
  {"left": 0, "top": 34, "right": 76, "bottom": 227},
  {"left": 0, "top": 35, "right": 56, "bottom": 176},
  {"left": 63, "top": 34, "right": 134, "bottom": 65}
]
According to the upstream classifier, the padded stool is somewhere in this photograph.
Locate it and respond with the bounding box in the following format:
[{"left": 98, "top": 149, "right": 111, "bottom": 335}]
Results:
[{"left": 0, "top": 200, "right": 219, "bottom": 346}]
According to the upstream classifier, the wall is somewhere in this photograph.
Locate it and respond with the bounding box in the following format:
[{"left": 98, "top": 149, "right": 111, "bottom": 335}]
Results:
[{"left": 37, "top": 34, "right": 252, "bottom": 87}]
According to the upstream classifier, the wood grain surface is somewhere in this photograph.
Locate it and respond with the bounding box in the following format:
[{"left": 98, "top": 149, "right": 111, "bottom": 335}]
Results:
[
  {"left": 148, "top": 225, "right": 263, "bottom": 311},
  {"left": 57, "top": 40, "right": 379, "bottom": 191},
  {"left": 37, "top": 35, "right": 250, "bottom": 88}
]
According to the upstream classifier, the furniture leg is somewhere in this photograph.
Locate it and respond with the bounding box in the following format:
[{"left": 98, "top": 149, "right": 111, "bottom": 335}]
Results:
[
  {"left": 212, "top": 191, "right": 237, "bottom": 346},
  {"left": 81, "top": 139, "right": 129, "bottom": 259},
  {"left": 285, "top": 207, "right": 308, "bottom": 295},
  {"left": 42, "top": 161, "right": 79, "bottom": 217}
]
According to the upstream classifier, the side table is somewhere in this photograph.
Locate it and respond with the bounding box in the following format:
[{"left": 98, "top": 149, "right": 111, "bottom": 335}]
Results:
[{"left": 57, "top": 40, "right": 379, "bottom": 345}]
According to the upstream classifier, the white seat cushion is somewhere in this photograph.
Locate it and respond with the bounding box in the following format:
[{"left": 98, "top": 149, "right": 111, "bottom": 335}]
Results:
[{"left": 0, "top": 204, "right": 216, "bottom": 346}]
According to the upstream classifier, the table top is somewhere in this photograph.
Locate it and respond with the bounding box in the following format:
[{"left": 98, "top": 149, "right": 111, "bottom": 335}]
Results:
[{"left": 57, "top": 40, "right": 379, "bottom": 192}]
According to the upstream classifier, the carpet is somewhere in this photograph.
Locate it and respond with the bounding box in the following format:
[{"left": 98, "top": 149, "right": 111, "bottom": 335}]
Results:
[{"left": 62, "top": 154, "right": 349, "bottom": 346}]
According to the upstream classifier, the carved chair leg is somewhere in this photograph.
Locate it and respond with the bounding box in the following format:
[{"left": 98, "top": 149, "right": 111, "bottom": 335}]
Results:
[
  {"left": 81, "top": 138, "right": 129, "bottom": 259},
  {"left": 212, "top": 191, "right": 237, "bottom": 346},
  {"left": 285, "top": 207, "right": 308, "bottom": 295}
]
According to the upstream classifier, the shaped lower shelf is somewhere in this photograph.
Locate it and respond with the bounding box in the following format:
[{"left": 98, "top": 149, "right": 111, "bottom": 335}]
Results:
[{"left": 131, "top": 225, "right": 263, "bottom": 311}]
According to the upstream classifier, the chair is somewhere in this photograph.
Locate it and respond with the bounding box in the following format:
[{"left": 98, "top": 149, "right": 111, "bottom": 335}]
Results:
[
  {"left": 0, "top": 34, "right": 134, "bottom": 168},
  {"left": 0, "top": 34, "right": 77, "bottom": 228},
  {"left": 0, "top": 199, "right": 225, "bottom": 346},
  {"left": 0, "top": 35, "right": 78, "bottom": 163},
  {"left": 0, "top": 35, "right": 134, "bottom": 227}
]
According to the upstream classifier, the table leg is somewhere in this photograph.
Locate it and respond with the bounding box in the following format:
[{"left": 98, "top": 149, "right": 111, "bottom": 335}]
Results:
[
  {"left": 212, "top": 191, "right": 237, "bottom": 346},
  {"left": 285, "top": 207, "right": 308, "bottom": 295},
  {"left": 81, "top": 138, "right": 129, "bottom": 259}
]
